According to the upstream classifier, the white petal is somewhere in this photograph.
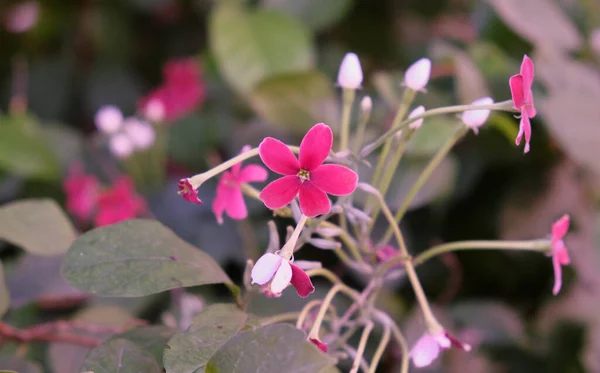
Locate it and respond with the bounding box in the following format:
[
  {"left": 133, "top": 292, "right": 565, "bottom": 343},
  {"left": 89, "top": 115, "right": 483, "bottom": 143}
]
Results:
[
  {"left": 108, "top": 133, "right": 133, "bottom": 159},
  {"left": 461, "top": 97, "right": 493, "bottom": 130},
  {"left": 410, "top": 333, "right": 441, "bottom": 368},
  {"left": 270, "top": 259, "right": 292, "bottom": 294},
  {"left": 408, "top": 105, "right": 426, "bottom": 129},
  {"left": 251, "top": 253, "right": 282, "bottom": 285},
  {"left": 337, "top": 53, "right": 363, "bottom": 89},
  {"left": 95, "top": 105, "right": 123, "bottom": 134},
  {"left": 404, "top": 58, "right": 431, "bottom": 91}
]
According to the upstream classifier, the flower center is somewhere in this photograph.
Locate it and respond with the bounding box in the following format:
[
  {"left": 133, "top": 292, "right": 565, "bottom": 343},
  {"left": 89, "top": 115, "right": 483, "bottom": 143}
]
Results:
[{"left": 297, "top": 169, "right": 310, "bottom": 182}]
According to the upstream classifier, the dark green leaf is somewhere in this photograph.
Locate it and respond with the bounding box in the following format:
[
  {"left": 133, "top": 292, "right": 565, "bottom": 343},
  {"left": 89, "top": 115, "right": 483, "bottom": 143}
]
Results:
[
  {"left": 0, "top": 358, "right": 42, "bottom": 373},
  {"left": 250, "top": 71, "right": 337, "bottom": 135},
  {"left": 0, "top": 262, "right": 10, "bottom": 319},
  {"left": 262, "top": 0, "right": 353, "bottom": 31},
  {"left": 206, "top": 324, "right": 336, "bottom": 373},
  {"left": 61, "top": 219, "right": 233, "bottom": 297},
  {"left": 164, "top": 303, "right": 249, "bottom": 373},
  {"left": 0, "top": 199, "right": 77, "bottom": 256},
  {"left": 209, "top": 0, "right": 314, "bottom": 94},
  {"left": 114, "top": 326, "right": 177, "bottom": 364},
  {"left": 80, "top": 339, "right": 162, "bottom": 373}
]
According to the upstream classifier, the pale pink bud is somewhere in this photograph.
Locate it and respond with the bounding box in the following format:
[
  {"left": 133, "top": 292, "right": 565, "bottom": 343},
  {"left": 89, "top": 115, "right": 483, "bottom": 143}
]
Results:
[
  {"left": 360, "top": 96, "right": 372, "bottom": 113},
  {"left": 404, "top": 58, "right": 432, "bottom": 91},
  {"left": 591, "top": 28, "right": 600, "bottom": 56},
  {"left": 4, "top": 1, "right": 39, "bottom": 34},
  {"left": 108, "top": 133, "right": 134, "bottom": 159},
  {"left": 123, "top": 118, "right": 156, "bottom": 150},
  {"left": 461, "top": 97, "right": 493, "bottom": 134},
  {"left": 143, "top": 98, "right": 166, "bottom": 122},
  {"left": 337, "top": 53, "right": 363, "bottom": 89},
  {"left": 95, "top": 105, "right": 123, "bottom": 134},
  {"left": 408, "top": 105, "right": 426, "bottom": 129}
]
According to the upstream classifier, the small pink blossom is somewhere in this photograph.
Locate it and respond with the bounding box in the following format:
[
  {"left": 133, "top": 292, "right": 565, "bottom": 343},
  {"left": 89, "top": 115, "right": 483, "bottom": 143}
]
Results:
[
  {"left": 212, "top": 146, "right": 267, "bottom": 224},
  {"left": 404, "top": 58, "right": 432, "bottom": 91},
  {"left": 250, "top": 253, "right": 315, "bottom": 297},
  {"left": 95, "top": 177, "right": 146, "bottom": 227},
  {"left": 309, "top": 338, "right": 328, "bottom": 353},
  {"left": 63, "top": 163, "right": 99, "bottom": 223},
  {"left": 411, "top": 330, "right": 471, "bottom": 368},
  {"left": 376, "top": 245, "right": 401, "bottom": 267},
  {"left": 177, "top": 178, "right": 202, "bottom": 204},
  {"left": 550, "top": 214, "right": 571, "bottom": 295},
  {"left": 4, "top": 1, "right": 39, "bottom": 34},
  {"left": 509, "top": 55, "right": 536, "bottom": 153},
  {"left": 259, "top": 123, "right": 358, "bottom": 217},
  {"left": 138, "top": 58, "right": 205, "bottom": 123},
  {"left": 337, "top": 53, "right": 363, "bottom": 89}
]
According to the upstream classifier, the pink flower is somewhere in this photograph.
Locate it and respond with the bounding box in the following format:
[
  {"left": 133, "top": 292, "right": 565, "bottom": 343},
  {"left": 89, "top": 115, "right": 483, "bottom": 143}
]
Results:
[
  {"left": 258, "top": 123, "right": 358, "bottom": 217},
  {"left": 4, "top": 1, "right": 39, "bottom": 34},
  {"left": 411, "top": 330, "right": 471, "bottom": 368},
  {"left": 212, "top": 146, "right": 268, "bottom": 224},
  {"left": 250, "top": 253, "right": 315, "bottom": 297},
  {"left": 139, "top": 58, "right": 206, "bottom": 123},
  {"left": 509, "top": 55, "right": 536, "bottom": 153},
  {"left": 95, "top": 177, "right": 147, "bottom": 227},
  {"left": 309, "top": 338, "right": 328, "bottom": 353},
  {"left": 63, "top": 163, "right": 99, "bottom": 223},
  {"left": 177, "top": 178, "right": 202, "bottom": 204},
  {"left": 550, "top": 214, "right": 571, "bottom": 295}
]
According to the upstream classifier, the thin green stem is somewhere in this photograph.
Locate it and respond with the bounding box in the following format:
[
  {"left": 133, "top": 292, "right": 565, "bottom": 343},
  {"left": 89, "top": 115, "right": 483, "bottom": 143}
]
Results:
[
  {"left": 281, "top": 215, "right": 308, "bottom": 259},
  {"left": 350, "top": 321, "right": 374, "bottom": 373},
  {"left": 308, "top": 284, "right": 360, "bottom": 340},
  {"left": 368, "top": 323, "right": 391, "bottom": 373},
  {"left": 260, "top": 312, "right": 301, "bottom": 326},
  {"left": 340, "top": 89, "right": 356, "bottom": 152},
  {"left": 305, "top": 268, "right": 340, "bottom": 285},
  {"left": 352, "top": 97, "right": 372, "bottom": 153}
]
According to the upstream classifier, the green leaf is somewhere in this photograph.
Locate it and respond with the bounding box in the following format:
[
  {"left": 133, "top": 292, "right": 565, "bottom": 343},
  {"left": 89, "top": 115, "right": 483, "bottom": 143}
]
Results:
[
  {"left": 0, "top": 358, "right": 42, "bottom": 373},
  {"left": 164, "top": 303, "right": 250, "bottom": 373},
  {"left": 262, "top": 0, "right": 353, "bottom": 31},
  {"left": 206, "top": 324, "right": 336, "bottom": 373},
  {"left": 0, "top": 199, "right": 77, "bottom": 256},
  {"left": 80, "top": 339, "right": 162, "bottom": 373},
  {"left": 250, "top": 71, "right": 337, "bottom": 135},
  {"left": 61, "top": 219, "right": 233, "bottom": 297},
  {"left": 0, "top": 262, "right": 10, "bottom": 319},
  {"left": 0, "top": 115, "right": 60, "bottom": 180},
  {"left": 113, "top": 326, "right": 177, "bottom": 364},
  {"left": 209, "top": 1, "right": 315, "bottom": 94}
]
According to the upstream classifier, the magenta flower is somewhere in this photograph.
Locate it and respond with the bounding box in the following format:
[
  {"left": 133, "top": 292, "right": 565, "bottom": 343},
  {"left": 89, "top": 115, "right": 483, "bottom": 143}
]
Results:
[
  {"left": 63, "top": 163, "right": 99, "bottom": 223},
  {"left": 551, "top": 214, "right": 571, "bottom": 295},
  {"left": 309, "top": 338, "right": 328, "bottom": 353},
  {"left": 212, "top": 146, "right": 268, "bottom": 224},
  {"left": 411, "top": 330, "right": 471, "bottom": 368},
  {"left": 250, "top": 253, "right": 315, "bottom": 297},
  {"left": 139, "top": 58, "right": 205, "bottom": 123},
  {"left": 258, "top": 123, "right": 358, "bottom": 217},
  {"left": 95, "top": 177, "right": 147, "bottom": 227},
  {"left": 509, "top": 55, "right": 536, "bottom": 153},
  {"left": 178, "top": 178, "right": 201, "bottom": 204}
]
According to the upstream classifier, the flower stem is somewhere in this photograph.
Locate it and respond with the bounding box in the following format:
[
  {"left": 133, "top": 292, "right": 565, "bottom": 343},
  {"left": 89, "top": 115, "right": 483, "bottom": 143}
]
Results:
[
  {"left": 340, "top": 88, "right": 356, "bottom": 152},
  {"left": 350, "top": 321, "right": 374, "bottom": 373},
  {"left": 260, "top": 312, "right": 301, "bottom": 326},
  {"left": 414, "top": 239, "right": 551, "bottom": 266},
  {"left": 352, "top": 98, "right": 372, "bottom": 153},
  {"left": 360, "top": 100, "right": 516, "bottom": 158},
  {"left": 378, "top": 124, "right": 468, "bottom": 248},
  {"left": 308, "top": 283, "right": 360, "bottom": 340},
  {"left": 306, "top": 267, "right": 341, "bottom": 285},
  {"left": 372, "top": 310, "right": 409, "bottom": 373},
  {"left": 281, "top": 214, "right": 308, "bottom": 260},
  {"left": 368, "top": 323, "right": 391, "bottom": 373}
]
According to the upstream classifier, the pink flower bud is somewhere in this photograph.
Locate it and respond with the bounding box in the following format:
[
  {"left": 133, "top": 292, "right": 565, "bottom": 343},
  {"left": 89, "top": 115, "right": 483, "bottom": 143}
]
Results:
[
  {"left": 360, "top": 96, "right": 372, "bottom": 113},
  {"left": 404, "top": 58, "right": 432, "bottom": 91},
  {"left": 108, "top": 133, "right": 134, "bottom": 159},
  {"left": 143, "top": 98, "right": 166, "bottom": 122},
  {"left": 461, "top": 97, "right": 493, "bottom": 133},
  {"left": 337, "top": 53, "right": 363, "bottom": 89},
  {"left": 123, "top": 118, "right": 156, "bottom": 150},
  {"left": 95, "top": 105, "right": 123, "bottom": 134},
  {"left": 4, "top": 1, "right": 39, "bottom": 34},
  {"left": 408, "top": 105, "right": 426, "bottom": 129}
]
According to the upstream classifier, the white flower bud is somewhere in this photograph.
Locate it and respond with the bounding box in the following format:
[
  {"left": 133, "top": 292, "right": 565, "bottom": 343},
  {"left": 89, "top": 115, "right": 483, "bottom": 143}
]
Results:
[
  {"left": 143, "top": 98, "right": 166, "bottom": 122},
  {"left": 404, "top": 58, "right": 432, "bottom": 91},
  {"left": 123, "top": 118, "right": 156, "bottom": 150},
  {"left": 408, "top": 105, "right": 426, "bottom": 129},
  {"left": 95, "top": 105, "right": 123, "bottom": 134},
  {"left": 337, "top": 53, "right": 363, "bottom": 89},
  {"left": 108, "top": 133, "right": 134, "bottom": 159},
  {"left": 461, "top": 97, "right": 493, "bottom": 134},
  {"left": 360, "top": 96, "right": 372, "bottom": 112},
  {"left": 308, "top": 238, "right": 342, "bottom": 250}
]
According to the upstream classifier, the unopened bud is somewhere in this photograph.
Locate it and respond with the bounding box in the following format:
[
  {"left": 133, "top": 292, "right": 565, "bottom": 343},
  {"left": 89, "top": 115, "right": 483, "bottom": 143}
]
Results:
[
  {"left": 123, "top": 118, "right": 156, "bottom": 150},
  {"left": 95, "top": 105, "right": 123, "bottom": 134},
  {"left": 337, "top": 53, "right": 363, "bottom": 89},
  {"left": 108, "top": 133, "right": 133, "bottom": 159},
  {"left": 143, "top": 98, "right": 166, "bottom": 123},
  {"left": 404, "top": 58, "right": 431, "bottom": 91},
  {"left": 408, "top": 105, "right": 426, "bottom": 129},
  {"left": 361, "top": 96, "right": 372, "bottom": 113},
  {"left": 461, "top": 97, "right": 493, "bottom": 134},
  {"left": 316, "top": 226, "right": 342, "bottom": 238},
  {"left": 309, "top": 238, "right": 342, "bottom": 250}
]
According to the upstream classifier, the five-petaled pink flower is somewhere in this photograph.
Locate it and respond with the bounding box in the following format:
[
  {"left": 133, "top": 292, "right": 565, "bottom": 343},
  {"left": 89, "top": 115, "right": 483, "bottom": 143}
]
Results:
[
  {"left": 550, "top": 214, "right": 570, "bottom": 295},
  {"left": 411, "top": 330, "right": 471, "bottom": 368},
  {"left": 509, "top": 55, "right": 536, "bottom": 154},
  {"left": 63, "top": 162, "right": 99, "bottom": 223},
  {"left": 250, "top": 253, "right": 315, "bottom": 297},
  {"left": 95, "top": 177, "right": 147, "bottom": 227},
  {"left": 258, "top": 123, "right": 358, "bottom": 217},
  {"left": 212, "top": 146, "right": 268, "bottom": 224}
]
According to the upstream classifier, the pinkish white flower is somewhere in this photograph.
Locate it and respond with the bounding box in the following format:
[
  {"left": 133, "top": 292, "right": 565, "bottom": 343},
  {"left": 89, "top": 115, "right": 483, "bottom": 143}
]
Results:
[
  {"left": 250, "top": 253, "right": 315, "bottom": 297},
  {"left": 404, "top": 58, "right": 431, "bottom": 91},
  {"left": 123, "top": 118, "right": 156, "bottom": 150},
  {"left": 408, "top": 105, "right": 426, "bottom": 129},
  {"left": 259, "top": 123, "right": 358, "bottom": 217},
  {"left": 4, "top": 1, "right": 39, "bottom": 33},
  {"left": 337, "top": 53, "right": 363, "bottom": 89},
  {"left": 411, "top": 330, "right": 471, "bottom": 368},
  {"left": 95, "top": 177, "right": 146, "bottom": 227},
  {"left": 509, "top": 55, "right": 536, "bottom": 153},
  {"left": 550, "top": 214, "right": 571, "bottom": 295},
  {"left": 108, "top": 133, "right": 134, "bottom": 159},
  {"left": 212, "top": 146, "right": 268, "bottom": 224},
  {"left": 63, "top": 163, "right": 99, "bottom": 223},
  {"left": 461, "top": 97, "right": 493, "bottom": 134},
  {"left": 95, "top": 105, "right": 123, "bottom": 134}
]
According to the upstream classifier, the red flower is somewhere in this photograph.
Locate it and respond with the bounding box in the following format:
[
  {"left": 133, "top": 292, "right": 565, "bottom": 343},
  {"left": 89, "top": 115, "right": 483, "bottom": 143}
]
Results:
[
  {"left": 509, "top": 55, "right": 536, "bottom": 153},
  {"left": 309, "top": 338, "right": 328, "bottom": 353},
  {"left": 550, "top": 214, "right": 570, "bottom": 295},
  {"left": 139, "top": 58, "right": 206, "bottom": 123},
  {"left": 63, "top": 163, "right": 99, "bottom": 223},
  {"left": 258, "top": 123, "right": 358, "bottom": 217},
  {"left": 177, "top": 178, "right": 201, "bottom": 204},
  {"left": 212, "top": 146, "right": 268, "bottom": 224},
  {"left": 95, "top": 177, "right": 147, "bottom": 227}
]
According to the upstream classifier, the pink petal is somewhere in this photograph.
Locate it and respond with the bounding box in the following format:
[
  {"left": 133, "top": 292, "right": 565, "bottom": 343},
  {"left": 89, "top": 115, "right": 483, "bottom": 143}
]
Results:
[
  {"left": 310, "top": 164, "right": 358, "bottom": 196},
  {"left": 251, "top": 253, "right": 282, "bottom": 285},
  {"left": 309, "top": 338, "right": 328, "bottom": 353},
  {"left": 260, "top": 175, "right": 301, "bottom": 210},
  {"left": 509, "top": 74, "right": 525, "bottom": 110},
  {"left": 212, "top": 184, "right": 227, "bottom": 225},
  {"left": 231, "top": 146, "right": 252, "bottom": 178},
  {"left": 299, "top": 182, "right": 331, "bottom": 217},
  {"left": 178, "top": 178, "right": 202, "bottom": 204},
  {"left": 289, "top": 263, "right": 315, "bottom": 297},
  {"left": 552, "top": 214, "right": 570, "bottom": 240},
  {"left": 444, "top": 331, "right": 471, "bottom": 352},
  {"left": 410, "top": 334, "right": 441, "bottom": 368},
  {"left": 299, "top": 123, "right": 332, "bottom": 171},
  {"left": 520, "top": 55, "right": 535, "bottom": 90},
  {"left": 224, "top": 187, "right": 248, "bottom": 221},
  {"left": 259, "top": 138, "right": 300, "bottom": 175},
  {"left": 521, "top": 115, "right": 532, "bottom": 154},
  {"left": 239, "top": 164, "right": 268, "bottom": 183},
  {"left": 552, "top": 254, "right": 563, "bottom": 295}
]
